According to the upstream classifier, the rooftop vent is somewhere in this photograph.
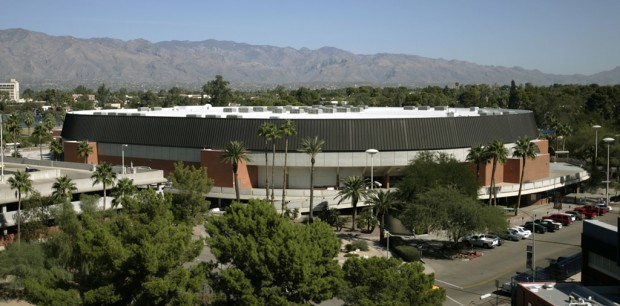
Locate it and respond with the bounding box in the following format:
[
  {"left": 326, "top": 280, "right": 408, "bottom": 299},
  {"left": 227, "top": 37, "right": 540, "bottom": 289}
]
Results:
[
  {"left": 404, "top": 106, "right": 416, "bottom": 110},
  {"left": 226, "top": 114, "right": 242, "bottom": 118},
  {"left": 204, "top": 114, "right": 220, "bottom": 118},
  {"left": 418, "top": 106, "right": 430, "bottom": 110},
  {"left": 350, "top": 107, "right": 361, "bottom": 112},
  {"left": 138, "top": 107, "right": 150, "bottom": 112},
  {"left": 290, "top": 108, "right": 302, "bottom": 114},
  {"left": 322, "top": 108, "right": 334, "bottom": 113},
  {"left": 117, "top": 112, "right": 127, "bottom": 116},
  {"left": 470, "top": 107, "right": 479, "bottom": 112},
  {"left": 272, "top": 108, "right": 284, "bottom": 114},
  {"left": 434, "top": 106, "right": 447, "bottom": 111},
  {"left": 223, "top": 107, "right": 236, "bottom": 113},
  {"left": 447, "top": 112, "right": 455, "bottom": 117},
  {"left": 307, "top": 108, "right": 320, "bottom": 114},
  {"left": 186, "top": 114, "right": 202, "bottom": 118},
  {"left": 238, "top": 107, "right": 251, "bottom": 113},
  {"left": 93, "top": 112, "right": 106, "bottom": 115},
  {"left": 253, "top": 106, "right": 266, "bottom": 112},
  {"left": 131, "top": 113, "right": 146, "bottom": 116},
  {"left": 151, "top": 107, "right": 162, "bottom": 111},
  {"left": 269, "top": 116, "right": 280, "bottom": 119},
  {"left": 336, "top": 107, "right": 349, "bottom": 113}
]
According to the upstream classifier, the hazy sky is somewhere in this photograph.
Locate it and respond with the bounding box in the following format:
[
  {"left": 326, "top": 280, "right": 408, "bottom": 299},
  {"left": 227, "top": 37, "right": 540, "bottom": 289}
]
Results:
[{"left": 2, "top": 1, "right": 619, "bottom": 75}]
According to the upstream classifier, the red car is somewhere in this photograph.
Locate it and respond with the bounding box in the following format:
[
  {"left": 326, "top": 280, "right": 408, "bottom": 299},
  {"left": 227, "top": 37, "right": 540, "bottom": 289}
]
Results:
[
  {"left": 573, "top": 206, "right": 597, "bottom": 219},
  {"left": 542, "top": 214, "right": 573, "bottom": 226}
]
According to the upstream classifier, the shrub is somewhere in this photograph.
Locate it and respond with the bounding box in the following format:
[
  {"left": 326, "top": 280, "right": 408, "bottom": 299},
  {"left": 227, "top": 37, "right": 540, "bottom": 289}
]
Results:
[
  {"left": 350, "top": 239, "right": 369, "bottom": 251},
  {"left": 344, "top": 240, "right": 369, "bottom": 252},
  {"left": 394, "top": 245, "right": 421, "bottom": 262},
  {"left": 344, "top": 253, "right": 359, "bottom": 258}
]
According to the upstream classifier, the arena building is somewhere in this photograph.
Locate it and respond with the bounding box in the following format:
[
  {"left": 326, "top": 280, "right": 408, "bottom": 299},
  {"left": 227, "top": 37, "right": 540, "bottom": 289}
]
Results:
[{"left": 60, "top": 105, "right": 589, "bottom": 211}]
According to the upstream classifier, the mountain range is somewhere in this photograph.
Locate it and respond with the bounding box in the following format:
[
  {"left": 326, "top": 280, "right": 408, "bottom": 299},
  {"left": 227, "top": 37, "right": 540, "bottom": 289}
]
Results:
[{"left": 1, "top": 28, "right": 619, "bottom": 90}]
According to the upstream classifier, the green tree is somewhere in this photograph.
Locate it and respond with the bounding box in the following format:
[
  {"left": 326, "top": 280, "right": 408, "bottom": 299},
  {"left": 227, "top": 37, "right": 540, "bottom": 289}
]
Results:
[
  {"left": 206, "top": 200, "right": 343, "bottom": 305},
  {"left": 31, "top": 125, "right": 50, "bottom": 160},
  {"left": 20, "top": 192, "right": 56, "bottom": 241},
  {"left": 202, "top": 75, "right": 232, "bottom": 106},
  {"left": 220, "top": 141, "right": 251, "bottom": 202},
  {"left": 11, "top": 190, "right": 206, "bottom": 305},
  {"left": 8, "top": 170, "right": 34, "bottom": 245},
  {"left": 486, "top": 140, "right": 509, "bottom": 206},
  {"left": 340, "top": 257, "right": 445, "bottom": 306},
  {"left": 395, "top": 151, "right": 479, "bottom": 203},
  {"left": 77, "top": 140, "right": 93, "bottom": 164},
  {"left": 91, "top": 162, "right": 117, "bottom": 211},
  {"left": 512, "top": 137, "right": 538, "bottom": 216},
  {"left": 466, "top": 144, "right": 489, "bottom": 181},
  {"left": 299, "top": 136, "right": 325, "bottom": 223},
  {"left": 52, "top": 175, "right": 77, "bottom": 202},
  {"left": 335, "top": 176, "right": 368, "bottom": 231},
  {"left": 49, "top": 138, "right": 63, "bottom": 161},
  {"left": 111, "top": 177, "right": 137, "bottom": 209},
  {"left": 22, "top": 111, "right": 35, "bottom": 135},
  {"left": 280, "top": 119, "right": 297, "bottom": 212},
  {"left": 400, "top": 186, "right": 507, "bottom": 245},
  {"left": 168, "top": 162, "right": 213, "bottom": 224},
  {"left": 365, "top": 189, "right": 397, "bottom": 242}
]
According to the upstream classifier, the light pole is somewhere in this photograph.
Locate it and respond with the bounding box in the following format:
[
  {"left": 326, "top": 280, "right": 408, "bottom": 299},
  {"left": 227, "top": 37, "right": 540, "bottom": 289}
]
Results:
[
  {"left": 121, "top": 144, "right": 128, "bottom": 174},
  {"left": 604, "top": 138, "right": 614, "bottom": 206},
  {"left": 593, "top": 125, "right": 601, "bottom": 165},
  {"left": 365, "top": 149, "right": 379, "bottom": 190}
]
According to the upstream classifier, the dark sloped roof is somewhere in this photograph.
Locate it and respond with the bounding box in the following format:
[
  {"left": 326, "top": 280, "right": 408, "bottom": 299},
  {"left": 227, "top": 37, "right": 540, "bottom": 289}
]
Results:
[{"left": 61, "top": 112, "right": 538, "bottom": 152}]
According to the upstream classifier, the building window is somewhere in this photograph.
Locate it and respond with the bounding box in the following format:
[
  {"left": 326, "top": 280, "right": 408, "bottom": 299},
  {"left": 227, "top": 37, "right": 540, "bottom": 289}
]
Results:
[{"left": 589, "top": 252, "right": 620, "bottom": 280}]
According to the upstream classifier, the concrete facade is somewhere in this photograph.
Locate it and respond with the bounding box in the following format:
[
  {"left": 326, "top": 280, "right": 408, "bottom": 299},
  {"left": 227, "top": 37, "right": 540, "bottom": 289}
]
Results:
[{"left": 0, "top": 79, "right": 19, "bottom": 102}]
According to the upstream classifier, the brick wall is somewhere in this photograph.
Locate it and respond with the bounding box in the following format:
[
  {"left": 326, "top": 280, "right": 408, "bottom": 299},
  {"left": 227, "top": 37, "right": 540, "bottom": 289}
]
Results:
[
  {"left": 64, "top": 141, "right": 98, "bottom": 164},
  {"left": 200, "top": 149, "right": 256, "bottom": 188}
]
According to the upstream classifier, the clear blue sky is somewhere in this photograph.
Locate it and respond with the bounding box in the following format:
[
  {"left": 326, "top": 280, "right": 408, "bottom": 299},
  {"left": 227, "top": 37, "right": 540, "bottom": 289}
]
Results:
[{"left": 2, "top": 0, "right": 619, "bottom": 75}]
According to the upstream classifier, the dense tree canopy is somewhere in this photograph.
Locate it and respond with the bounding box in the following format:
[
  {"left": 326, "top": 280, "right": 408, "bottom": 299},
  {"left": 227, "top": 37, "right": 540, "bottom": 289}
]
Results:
[
  {"left": 341, "top": 256, "right": 445, "bottom": 306},
  {"left": 168, "top": 161, "right": 213, "bottom": 224},
  {"left": 0, "top": 190, "right": 206, "bottom": 306},
  {"left": 206, "top": 200, "right": 343, "bottom": 305}
]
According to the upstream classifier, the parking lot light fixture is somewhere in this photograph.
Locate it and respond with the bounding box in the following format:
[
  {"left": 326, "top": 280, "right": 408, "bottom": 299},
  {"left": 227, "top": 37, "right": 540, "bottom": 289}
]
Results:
[{"left": 593, "top": 125, "right": 601, "bottom": 165}]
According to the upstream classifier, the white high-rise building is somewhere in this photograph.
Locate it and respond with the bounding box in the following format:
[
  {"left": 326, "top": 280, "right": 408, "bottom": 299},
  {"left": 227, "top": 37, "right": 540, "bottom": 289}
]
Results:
[{"left": 0, "top": 79, "right": 19, "bottom": 101}]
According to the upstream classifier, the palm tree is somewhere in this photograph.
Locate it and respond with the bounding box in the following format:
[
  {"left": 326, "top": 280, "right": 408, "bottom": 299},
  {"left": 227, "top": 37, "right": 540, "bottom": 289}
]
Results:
[
  {"left": 91, "top": 162, "right": 117, "bottom": 210},
  {"left": 43, "top": 112, "right": 56, "bottom": 132},
  {"left": 336, "top": 176, "right": 368, "bottom": 231},
  {"left": 31, "top": 125, "right": 50, "bottom": 160},
  {"left": 5, "top": 114, "right": 20, "bottom": 156},
  {"left": 52, "top": 175, "right": 77, "bottom": 202},
  {"left": 77, "top": 140, "right": 93, "bottom": 164},
  {"left": 466, "top": 144, "right": 489, "bottom": 181},
  {"left": 266, "top": 125, "right": 282, "bottom": 205},
  {"left": 49, "top": 139, "right": 64, "bottom": 161},
  {"left": 257, "top": 122, "right": 275, "bottom": 200},
  {"left": 22, "top": 111, "right": 34, "bottom": 135},
  {"left": 512, "top": 137, "right": 538, "bottom": 216},
  {"left": 299, "top": 136, "right": 324, "bottom": 223},
  {"left": 111, "top": 177, "right": 136, "bottom": 209},
  {"left": 220, "top": 141, "right": 251, "bottom": 202},
  {"left": 365, "top": 189, "right": 396, "bottom": 242},
  {"left": 8, "top": 170, "right": 33, "bottom": 245},
  {"left": 486, "top": 140, "right": 508, "bottom": 206},
  {"left": 280, "top": 119, "right": 297, "bottom": 213}
]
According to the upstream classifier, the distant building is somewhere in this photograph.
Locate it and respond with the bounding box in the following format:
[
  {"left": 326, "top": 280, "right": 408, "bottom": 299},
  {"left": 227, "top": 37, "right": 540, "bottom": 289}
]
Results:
[{"left": 0, "top": 79, "right": 19, "bottom": 102}]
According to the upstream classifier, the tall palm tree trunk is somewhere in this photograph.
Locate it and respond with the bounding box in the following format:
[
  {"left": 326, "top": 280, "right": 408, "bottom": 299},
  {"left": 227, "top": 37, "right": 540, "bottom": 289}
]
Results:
[
  {"left": 515, "top": 159, "right": 527, "bottom": 216},
  {"left": 264, "top": 142, "right": 269, "bottom": 200},
  {"left": 234, "top": 170, "right": 240, "bottom": 202},
  {"left": 103, "top": 183, "right": 107, "bottom": 210},
  {"left": 490, "top": 159, "right": 498, "bottom": 206},
  {"left": 17, "top": 194, "right": 21, "bottom": 245},
  {"left": 309, "top": 163, "right": 315, "bottom": 222},
  {"left": 271, "top": 144, "right": 276, "bottom": 205},
  {"left": 281, "top": 139, "right": 289, "bottom": 213}
]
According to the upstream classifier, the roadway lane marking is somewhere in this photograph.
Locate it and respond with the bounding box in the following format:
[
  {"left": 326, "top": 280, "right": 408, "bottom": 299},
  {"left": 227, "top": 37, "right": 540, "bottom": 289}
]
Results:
[
  {"left": 446, "top": 295, "right": 466, "bottom": 306},
  {"left": 436, "top": 279, "right": 463, "bottom": 289}
]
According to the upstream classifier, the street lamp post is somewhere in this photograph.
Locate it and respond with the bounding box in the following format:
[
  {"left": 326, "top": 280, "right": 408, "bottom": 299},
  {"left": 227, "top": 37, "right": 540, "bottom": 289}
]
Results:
[
  {"left": 365, "top": 149, "right": 379, "bottom": 190},
  {"left": 593, "top": 125, "right": 601, "bottom": 165},
  {"left": 604, "top": 138, "right": 614, "bottom": 206},
  {"left": 121, "top": 144, "right": 128, "bottom": 174}
]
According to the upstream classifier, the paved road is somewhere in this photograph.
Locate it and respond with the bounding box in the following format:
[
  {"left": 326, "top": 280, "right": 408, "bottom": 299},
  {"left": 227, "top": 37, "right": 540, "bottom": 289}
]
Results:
[{"left": 428, "top": 203, "right": 618, "bottom": 306}]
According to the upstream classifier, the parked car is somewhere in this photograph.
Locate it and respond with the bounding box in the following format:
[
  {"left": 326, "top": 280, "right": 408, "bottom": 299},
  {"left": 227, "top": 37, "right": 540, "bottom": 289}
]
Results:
[
  {"left": 573, "top": 206, "right": 597, "bottom": 219},
  {"left": 523, "top": 221, "right": 547, "bottom": 234},
  {"left": 565, "top": 210, "right": 583, "bottom": 221},
  {"left": 465, "top": 234, "right": 501, "bottom": 248},
  {"left": 583, "top": 204, "right": 606, "bottom": 216},
  {"left": 561, "top": 213, "right": 576, "bottom": 222},
  {"left": 498, "top": 229, "right": 522, "bottom": 241},
  {"left": 510, "top": 226, "right": 532, "bottom": 239},
  {"left": 534, "top": 219, "right": 558, "bottom": 232},
  {"left": 542, "top": 214, "right": 573, "bottom": 226},
  {"left": 596, "top": 203, "right": 613, "bottom": 212}
]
